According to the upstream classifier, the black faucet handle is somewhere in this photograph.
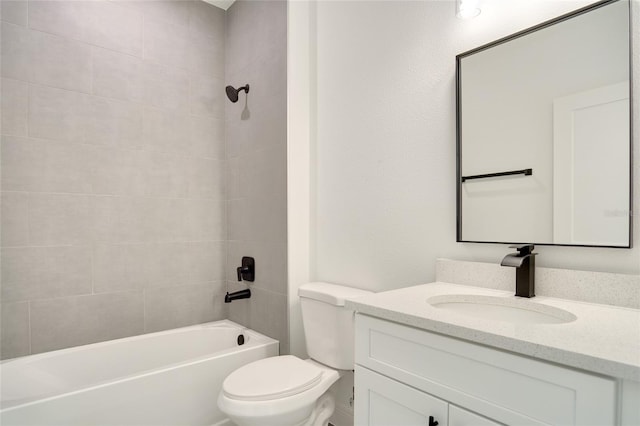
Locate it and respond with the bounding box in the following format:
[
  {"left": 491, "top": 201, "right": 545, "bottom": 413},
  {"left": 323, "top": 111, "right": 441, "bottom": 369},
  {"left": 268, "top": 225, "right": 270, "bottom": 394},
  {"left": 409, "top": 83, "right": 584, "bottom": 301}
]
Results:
[
  {"left": 509, "top": 244, "right": 535, "bottom": 256},
  {"left": 236, "top": 257, "right": 255, "bottom": 282}
]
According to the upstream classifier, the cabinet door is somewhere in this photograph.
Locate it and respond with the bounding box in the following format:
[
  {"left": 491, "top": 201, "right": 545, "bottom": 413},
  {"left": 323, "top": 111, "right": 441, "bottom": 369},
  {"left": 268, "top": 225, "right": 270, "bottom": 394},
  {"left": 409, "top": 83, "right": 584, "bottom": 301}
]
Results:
[
  {"left": 356, "top": 314, "right": 616, "bottom": 425},
  {"left": 449, "top": 405, "right": 502, "bottom": 426},
  {"left": 355, "top": 366, "right": 447, "bottom": 426}
]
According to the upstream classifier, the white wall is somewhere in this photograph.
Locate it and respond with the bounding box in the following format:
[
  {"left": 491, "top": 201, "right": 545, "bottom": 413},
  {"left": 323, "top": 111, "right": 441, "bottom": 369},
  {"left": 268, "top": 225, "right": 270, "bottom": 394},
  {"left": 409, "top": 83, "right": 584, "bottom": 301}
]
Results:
[
  {"left": 288, "top": 1, "right": 639, "bottom": 422},
  {"left": 308, "top": 0, "right": 640, "bottom": 296}
]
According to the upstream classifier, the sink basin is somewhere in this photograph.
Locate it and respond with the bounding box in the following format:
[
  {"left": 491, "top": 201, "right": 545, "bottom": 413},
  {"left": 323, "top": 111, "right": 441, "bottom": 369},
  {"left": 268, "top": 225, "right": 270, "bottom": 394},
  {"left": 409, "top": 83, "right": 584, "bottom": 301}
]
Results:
[{"left": 428, "top": 294, "right": 577, "bottom": 324}]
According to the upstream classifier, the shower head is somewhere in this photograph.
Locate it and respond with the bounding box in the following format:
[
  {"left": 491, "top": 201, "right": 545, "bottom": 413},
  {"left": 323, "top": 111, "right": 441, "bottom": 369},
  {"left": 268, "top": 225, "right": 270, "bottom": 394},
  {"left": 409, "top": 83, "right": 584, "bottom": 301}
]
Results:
[{"left": 225, "top": 84, "right": 250, "bottom": 103}]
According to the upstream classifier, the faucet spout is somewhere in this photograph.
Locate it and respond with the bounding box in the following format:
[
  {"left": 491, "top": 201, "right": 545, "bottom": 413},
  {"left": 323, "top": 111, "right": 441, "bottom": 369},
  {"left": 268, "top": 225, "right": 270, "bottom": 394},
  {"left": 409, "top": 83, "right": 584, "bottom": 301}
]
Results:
[
  {"left": 501, "top": 244, "right": 537, "bottom": 298},
  {"left": 225, "top": 289, "right": 251, "bottom": 303},
  {"left": 500, "top": 253, "right": 527, "bottom": 268}
]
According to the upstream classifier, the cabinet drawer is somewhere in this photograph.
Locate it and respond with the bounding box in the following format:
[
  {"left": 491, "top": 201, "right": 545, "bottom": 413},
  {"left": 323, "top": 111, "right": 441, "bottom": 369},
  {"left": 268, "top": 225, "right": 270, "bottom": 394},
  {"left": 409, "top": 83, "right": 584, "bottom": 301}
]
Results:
[
  {"left": 355, "top": 314, "right": 616, "bottom": 425},
  {"left": 355, "top": 366, "right": 448, "bottom": 426}
]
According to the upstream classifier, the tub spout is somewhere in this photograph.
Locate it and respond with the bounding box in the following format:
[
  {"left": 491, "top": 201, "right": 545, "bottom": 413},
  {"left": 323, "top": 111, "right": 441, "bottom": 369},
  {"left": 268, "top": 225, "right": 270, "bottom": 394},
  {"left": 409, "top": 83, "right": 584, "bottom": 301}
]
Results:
[{"left": 225, "top": 289, "right": 251, "bottom": 303}]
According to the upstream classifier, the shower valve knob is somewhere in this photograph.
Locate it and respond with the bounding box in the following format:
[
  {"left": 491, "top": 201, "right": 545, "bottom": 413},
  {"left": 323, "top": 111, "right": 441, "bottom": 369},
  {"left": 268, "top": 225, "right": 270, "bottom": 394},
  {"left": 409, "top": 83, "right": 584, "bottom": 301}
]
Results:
[{"left": 237, "top": 257, "right": 255, "bottom": 282}]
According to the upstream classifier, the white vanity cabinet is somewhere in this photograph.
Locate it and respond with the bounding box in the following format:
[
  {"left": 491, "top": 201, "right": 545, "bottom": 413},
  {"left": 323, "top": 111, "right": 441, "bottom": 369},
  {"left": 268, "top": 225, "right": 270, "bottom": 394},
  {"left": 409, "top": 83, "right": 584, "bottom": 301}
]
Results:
[
  {"left": 354, "top": 314, "right": 620, "bottom": 426},
  {"left": 356, "top": 366, "right": 501, "bottom": 426}
]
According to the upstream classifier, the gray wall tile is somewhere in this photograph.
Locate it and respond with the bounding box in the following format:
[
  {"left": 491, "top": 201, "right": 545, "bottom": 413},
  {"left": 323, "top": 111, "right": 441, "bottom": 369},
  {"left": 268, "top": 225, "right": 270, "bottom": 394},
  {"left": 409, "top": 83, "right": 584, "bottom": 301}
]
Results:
[
  {"left": 250, "top": 50, "right": 287, "bottom": 102},
  {"left": 125, "top": 0, "right": 190, "bottom": 28},
  {"left": 248, "top": 288, "right": 288, "bottom": 349},
  {"left": 136, "top": 151, "right": 189, "bottom": 198},
  {"left": 251, "top": 92, "right": 287, "bottom": 149},
  {"left": 1, "top": 246, "right": 92, "bottom": 302},
  {"left": 186, "top": 157, "right": 225, "bottom": 199},
  {"left": 1, "top": 0, "right": 230, "bottom": 358},
  {"left": 1, "top": 78, "right": 27, "bottom": 136},
  {"left": 143, "top": 243, "right": 191, "bottom": 289},
  {"left": 189, "top": 1, "right": 224, "bottom": 41},
  {"left": 225, "top": 119, "right": 252, "bottom": 159},
  {"left": 1, "top": 135, "right": 93, "bottom": 193},
  {"left": 188, "top": 34, "right": 224, "bottom": 78},
  {"left": 0, "top": 301, "right": 30, "bottom": 359},
  {"left": 28, "top": 1, "right": 90, "bottom": 41},
  {"left": 88, "top": 146, "right": 143, "bottom": 196},
  {"left": 1, "top": 22, "right": 29, "bottom": 80},
  {"left": 1, "top": 1, "right": 28, "bottom": 26},
  {"left": 30, "top": 291, "right": 144, "bottom": 354},
  {"left": 1, "top": 191, "right": 28, "bottom": 247},
  {"left": 93, "top": 243, "right": 146, "bottom": 293},
  {"left": 185, "top": 197, "right": 226, "bottom": 241},
  {"left": 226, "top": 0, "right": 288, "bottom": 351},
  {"left": 190, "top": 74, "right": 224, "bottom": 118},
  {"left": 143, "top": 18, "right": 189, "bottom": 69},
  {"left": 141, "top": 62, "right": 189, "bottom": 111},
  {"left": 91, "top": 47, "right": 144, "bottom": 102},
  {"left": 84, "top": 96, "right": 143, "bottom": 149},
  {"left": 187, "top": 241, "right": 226, "bottom": 284},
  {"left": 142, "top": 107, "right": 190, "bottom": 154},
  {"left": 88, "top": 195, "right": 119, "bottom": 244},
  {"left": 28, "top": 84, "right": 88, "bottom": 142},
  {"left": 29, "top": 30, "right": 92, "bottom": 93},
  {"left": 85, "top": 1, "right": 143, "bottom": 56},
  {"left": 144, "top": 283, "right": 226, "bottom": 332},
  {"left": 226, "top": 198, "right": 249, "bottom": 241},
  {"left": 190, "top": 116, "right": 225, "bottom": 159},
  {"left": 27, "top": 193, "right": 92, "bottom": 245},
  {"left": 226, "top": 156, "right": 241, "bottom": 199},
  {"left": 241, "top": 145, "right": 287, "bottom": 200}
]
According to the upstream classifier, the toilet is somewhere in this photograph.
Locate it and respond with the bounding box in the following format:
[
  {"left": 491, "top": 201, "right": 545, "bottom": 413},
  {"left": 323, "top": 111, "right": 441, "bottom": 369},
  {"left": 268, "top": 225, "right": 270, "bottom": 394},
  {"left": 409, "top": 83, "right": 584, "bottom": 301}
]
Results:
[{"left": 217, "top": 282, "right": 373, "bottom": 426}]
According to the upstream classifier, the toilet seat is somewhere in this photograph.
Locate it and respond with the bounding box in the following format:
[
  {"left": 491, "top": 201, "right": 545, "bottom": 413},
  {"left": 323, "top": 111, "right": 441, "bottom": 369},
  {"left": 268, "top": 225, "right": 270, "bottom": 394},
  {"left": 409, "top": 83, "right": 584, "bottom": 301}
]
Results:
[
  {"left": 217, "top": 357, "right": 341, "bottom": 425},
  {"left": 222, "top": 356, "right": 322, "bottom": 401}
]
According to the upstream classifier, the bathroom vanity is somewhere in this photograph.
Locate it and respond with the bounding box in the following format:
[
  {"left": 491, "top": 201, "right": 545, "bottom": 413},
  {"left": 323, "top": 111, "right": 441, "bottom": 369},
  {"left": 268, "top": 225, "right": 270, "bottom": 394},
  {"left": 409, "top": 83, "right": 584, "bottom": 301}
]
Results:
[{"left": 347, "top": 282, "right": 640, "bottom": 426}]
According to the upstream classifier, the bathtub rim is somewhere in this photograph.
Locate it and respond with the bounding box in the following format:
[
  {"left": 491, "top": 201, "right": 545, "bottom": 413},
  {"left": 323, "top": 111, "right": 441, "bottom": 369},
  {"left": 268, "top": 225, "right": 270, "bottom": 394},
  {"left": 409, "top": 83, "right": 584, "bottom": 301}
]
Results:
[{"left": 0, "top": 320, "right": 278, "bottom": 411}]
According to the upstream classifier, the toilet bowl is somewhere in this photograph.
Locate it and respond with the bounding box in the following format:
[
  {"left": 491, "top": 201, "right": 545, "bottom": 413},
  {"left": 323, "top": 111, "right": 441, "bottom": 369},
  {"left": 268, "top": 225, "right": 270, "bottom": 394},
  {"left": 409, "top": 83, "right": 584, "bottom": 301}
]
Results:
[
  {"left": 218, "top": 282, "right": 373, "bottom": 426},
  {"left": 218, "top": 356, "right": 341, "bottom": 426}
]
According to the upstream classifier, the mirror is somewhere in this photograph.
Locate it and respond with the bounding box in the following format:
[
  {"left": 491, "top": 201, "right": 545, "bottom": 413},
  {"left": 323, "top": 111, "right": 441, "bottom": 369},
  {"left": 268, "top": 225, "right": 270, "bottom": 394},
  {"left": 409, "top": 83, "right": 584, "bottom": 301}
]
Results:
[{"left": 456, "top": 0, "right": 631, "bottom": 248}]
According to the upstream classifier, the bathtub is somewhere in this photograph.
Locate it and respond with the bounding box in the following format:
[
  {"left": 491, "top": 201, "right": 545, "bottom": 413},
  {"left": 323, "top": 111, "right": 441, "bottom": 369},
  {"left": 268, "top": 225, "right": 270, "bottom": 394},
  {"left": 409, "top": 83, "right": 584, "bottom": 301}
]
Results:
[{"left": 0, "top": 320, "right": 278, "bottom": 426}]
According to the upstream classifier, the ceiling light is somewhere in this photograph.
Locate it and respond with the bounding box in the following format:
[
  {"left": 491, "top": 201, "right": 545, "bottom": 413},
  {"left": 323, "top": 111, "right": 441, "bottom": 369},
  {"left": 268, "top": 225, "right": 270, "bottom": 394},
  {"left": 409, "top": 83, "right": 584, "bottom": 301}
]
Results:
[{"left": 457, "top": 0, "right": 482, "bottom": 19}]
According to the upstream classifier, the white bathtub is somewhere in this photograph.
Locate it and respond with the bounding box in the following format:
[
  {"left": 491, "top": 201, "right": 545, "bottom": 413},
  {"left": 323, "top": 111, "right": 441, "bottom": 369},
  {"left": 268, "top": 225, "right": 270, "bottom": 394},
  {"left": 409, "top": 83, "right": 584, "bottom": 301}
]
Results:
[{"left": 0, "top": 320, "right": 278, "bottom": 426}]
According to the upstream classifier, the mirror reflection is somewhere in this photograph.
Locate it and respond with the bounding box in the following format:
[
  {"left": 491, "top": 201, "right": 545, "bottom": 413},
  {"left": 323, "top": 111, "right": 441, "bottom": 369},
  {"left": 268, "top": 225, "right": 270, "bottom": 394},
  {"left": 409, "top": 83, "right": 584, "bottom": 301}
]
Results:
[{"left": 457, "top": 0, "right": 631, "bottom": 247}]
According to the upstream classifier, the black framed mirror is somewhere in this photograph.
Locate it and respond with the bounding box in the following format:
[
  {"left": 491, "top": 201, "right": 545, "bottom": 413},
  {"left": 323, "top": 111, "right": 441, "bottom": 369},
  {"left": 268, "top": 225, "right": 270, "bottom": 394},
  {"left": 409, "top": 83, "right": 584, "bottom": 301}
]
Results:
[{"left": 456, "top": 0, "right": 632, "bottom": 248}]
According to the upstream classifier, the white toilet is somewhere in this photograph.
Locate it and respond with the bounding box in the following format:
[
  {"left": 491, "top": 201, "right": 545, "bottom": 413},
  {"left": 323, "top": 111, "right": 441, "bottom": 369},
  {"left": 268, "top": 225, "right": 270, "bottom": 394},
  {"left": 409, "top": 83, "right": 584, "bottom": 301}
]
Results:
[{"left": 217, "top": 282, "right": 373, "bottom": 426}]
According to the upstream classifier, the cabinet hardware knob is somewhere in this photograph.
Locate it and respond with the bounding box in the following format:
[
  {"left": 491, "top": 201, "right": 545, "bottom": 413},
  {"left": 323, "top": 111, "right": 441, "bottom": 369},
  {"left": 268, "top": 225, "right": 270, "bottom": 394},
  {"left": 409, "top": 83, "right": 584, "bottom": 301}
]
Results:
[{"left": 429, "top": 415, "right": 438, "bottom": 426}]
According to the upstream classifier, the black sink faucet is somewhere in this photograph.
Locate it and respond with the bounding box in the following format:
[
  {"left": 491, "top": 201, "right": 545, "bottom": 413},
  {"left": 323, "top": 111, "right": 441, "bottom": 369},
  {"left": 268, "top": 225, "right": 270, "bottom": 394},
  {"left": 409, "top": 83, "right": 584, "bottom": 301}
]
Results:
[{"left": 500, "top": 244, "right": 537, "bottom": 298}]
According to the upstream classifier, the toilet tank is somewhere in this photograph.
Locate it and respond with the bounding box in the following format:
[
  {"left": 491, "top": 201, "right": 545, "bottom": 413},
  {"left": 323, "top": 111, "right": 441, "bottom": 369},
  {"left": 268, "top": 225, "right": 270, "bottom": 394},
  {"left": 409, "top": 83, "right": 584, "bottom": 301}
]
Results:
[{"left": 298, "top": 282, "right": 373, "bottom": 370}]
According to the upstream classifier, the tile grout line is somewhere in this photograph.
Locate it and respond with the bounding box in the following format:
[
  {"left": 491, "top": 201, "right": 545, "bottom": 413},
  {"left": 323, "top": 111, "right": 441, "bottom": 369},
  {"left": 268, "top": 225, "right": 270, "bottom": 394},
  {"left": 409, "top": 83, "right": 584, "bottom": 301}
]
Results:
[
  {"left": 90, "top": 244, "right": 95, "bottom": 295},
  {"left": 143, "top": 288, "right": 147, "bottom": 333},
  {"left": 0, "top": 189, "right": 227, "bottom": 202},
  {"left": 27, "top": 300, "right": 32, "bottom": 355}
]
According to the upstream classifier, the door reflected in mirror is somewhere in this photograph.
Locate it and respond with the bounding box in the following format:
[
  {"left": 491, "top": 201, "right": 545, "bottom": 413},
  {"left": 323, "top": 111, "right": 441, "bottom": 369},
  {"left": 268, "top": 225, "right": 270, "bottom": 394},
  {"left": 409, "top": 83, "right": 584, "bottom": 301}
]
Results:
[{"left": 456, "top": 0, "right": 631, "bottom": 247}]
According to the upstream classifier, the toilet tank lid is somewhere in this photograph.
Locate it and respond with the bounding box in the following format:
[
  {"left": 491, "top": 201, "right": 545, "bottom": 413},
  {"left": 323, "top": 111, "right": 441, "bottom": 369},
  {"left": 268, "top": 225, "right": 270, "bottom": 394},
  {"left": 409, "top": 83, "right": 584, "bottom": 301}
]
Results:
[{"left": 298, "top": 282, "right": 373, "bottom": 306}]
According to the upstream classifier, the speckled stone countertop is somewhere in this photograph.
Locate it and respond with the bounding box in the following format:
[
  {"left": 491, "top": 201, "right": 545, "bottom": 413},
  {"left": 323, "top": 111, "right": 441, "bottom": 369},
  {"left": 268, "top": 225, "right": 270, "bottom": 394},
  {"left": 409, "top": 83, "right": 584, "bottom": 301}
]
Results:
[{"left": 345, "top": 282, "right": 640, "bottom": 381}]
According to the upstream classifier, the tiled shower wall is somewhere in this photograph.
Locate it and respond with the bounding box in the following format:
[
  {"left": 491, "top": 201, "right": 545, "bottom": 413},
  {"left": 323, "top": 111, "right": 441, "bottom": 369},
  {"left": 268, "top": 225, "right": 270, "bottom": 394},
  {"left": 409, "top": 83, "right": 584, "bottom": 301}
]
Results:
[
  {"left": 225, "top": 0, "right": 288, "bottom": 354},
  {"left": 0, "top": 0, "right": 227, "bottom": 359}
]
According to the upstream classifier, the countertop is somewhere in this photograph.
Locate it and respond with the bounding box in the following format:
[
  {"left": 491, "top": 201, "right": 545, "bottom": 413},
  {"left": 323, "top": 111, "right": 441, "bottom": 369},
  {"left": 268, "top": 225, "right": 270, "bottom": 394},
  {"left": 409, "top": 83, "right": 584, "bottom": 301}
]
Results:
[{"left": 345, "top": 282, "right": 640, "bottom": 381}]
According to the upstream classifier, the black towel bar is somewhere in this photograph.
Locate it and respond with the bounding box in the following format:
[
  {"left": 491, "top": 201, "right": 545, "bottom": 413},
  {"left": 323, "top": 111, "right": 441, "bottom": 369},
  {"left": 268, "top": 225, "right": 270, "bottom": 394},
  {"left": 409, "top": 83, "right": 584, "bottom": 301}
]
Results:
[{"left": 461, "top": 168, "right": 533, "bottom": 183}]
